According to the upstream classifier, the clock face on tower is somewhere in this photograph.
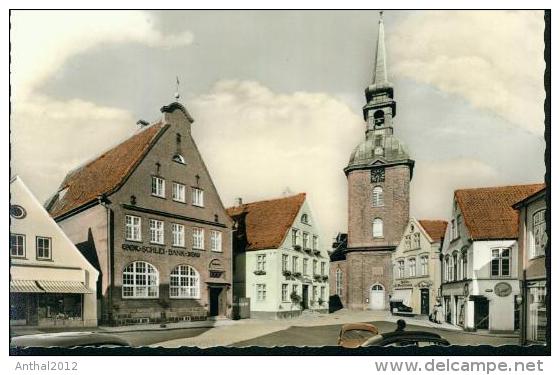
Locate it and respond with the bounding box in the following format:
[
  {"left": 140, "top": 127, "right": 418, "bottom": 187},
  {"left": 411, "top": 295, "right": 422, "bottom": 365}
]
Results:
[{"left": 371, "top": 167, "right": 385, "bottom": 183}]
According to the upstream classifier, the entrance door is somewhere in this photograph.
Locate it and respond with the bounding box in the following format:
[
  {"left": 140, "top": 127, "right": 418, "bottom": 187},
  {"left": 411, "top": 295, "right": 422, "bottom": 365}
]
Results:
[
  {"left": 302, "top": 285, "right": 309, "bottom": 310},
  {"left": 420, "top": 289, "right": 430, "bottom": 315},
  {"left": 209, "top": 287, "right": 225, "bottom": 317},
  {"left": 474, "top": 299, "right": 489, "bottom": 330},
  {"left": 369, "top": 284, "right": 385, "bottom": 310}
]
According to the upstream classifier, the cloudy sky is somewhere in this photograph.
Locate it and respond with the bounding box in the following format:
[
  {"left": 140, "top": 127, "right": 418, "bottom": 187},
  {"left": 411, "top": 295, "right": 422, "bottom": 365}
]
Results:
[{"left": 10, "top": 10, "right": 545, "bottom": 243}]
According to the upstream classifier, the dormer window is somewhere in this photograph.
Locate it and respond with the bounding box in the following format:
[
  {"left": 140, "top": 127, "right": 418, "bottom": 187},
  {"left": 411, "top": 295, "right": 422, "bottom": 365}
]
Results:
[
  {"left": 173, "top": 154, "right": 186, "bottom": 164},
  {"left": 301, "top": 214, "right": 309, "bottom": 224}
]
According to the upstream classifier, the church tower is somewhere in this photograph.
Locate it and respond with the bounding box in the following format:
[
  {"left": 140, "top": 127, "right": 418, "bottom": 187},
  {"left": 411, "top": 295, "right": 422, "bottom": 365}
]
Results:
[{"left": 343, "top": 12, "right": 414, "bottom": 310}]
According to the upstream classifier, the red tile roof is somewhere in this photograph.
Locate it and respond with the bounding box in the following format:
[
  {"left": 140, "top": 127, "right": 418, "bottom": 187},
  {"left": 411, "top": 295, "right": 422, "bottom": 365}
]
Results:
[
  {"left": 418, "top": 220, "right": 448, "bottom": 243},
  {"left": 226, "top": 193, "right": 306, "bottom": 251},
  {"left": 47, "top": 122, "right": 168, "bottom": 218},
  {"left": 455, "top": 183, "right": 545, "bottom": 240}
]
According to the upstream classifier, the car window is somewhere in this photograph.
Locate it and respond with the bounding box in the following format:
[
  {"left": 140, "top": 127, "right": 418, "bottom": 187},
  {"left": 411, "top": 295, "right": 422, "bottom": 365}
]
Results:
[
  {"left": 385, "top": 340, "right": 418, "bottom": 347},
  {"left": 417, "top": 340, "right": 449, "bottom": 347},
  {"left": 343, "top": 329, "right": 377, "bottom": 341}
]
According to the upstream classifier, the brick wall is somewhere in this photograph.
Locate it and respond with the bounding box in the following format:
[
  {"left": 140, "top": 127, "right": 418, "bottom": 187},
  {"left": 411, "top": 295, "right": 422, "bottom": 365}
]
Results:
[{"left": 347, "top": 164, "right": 410, "bottom": 249}]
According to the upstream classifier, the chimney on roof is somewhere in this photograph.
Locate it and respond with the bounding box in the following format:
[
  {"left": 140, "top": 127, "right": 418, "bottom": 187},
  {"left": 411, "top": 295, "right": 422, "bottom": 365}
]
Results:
[
  {"left": 235, "top": 197, "right": 243, "bottom": 206},
  {"left": 137, "top": 119, "right": 149, "bottom": 128}
]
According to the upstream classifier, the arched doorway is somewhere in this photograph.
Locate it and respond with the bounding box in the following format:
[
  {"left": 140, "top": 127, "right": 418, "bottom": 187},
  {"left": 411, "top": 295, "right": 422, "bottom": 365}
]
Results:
[{"left": 369, "top": 283, "right": 385, "bottom": 310}]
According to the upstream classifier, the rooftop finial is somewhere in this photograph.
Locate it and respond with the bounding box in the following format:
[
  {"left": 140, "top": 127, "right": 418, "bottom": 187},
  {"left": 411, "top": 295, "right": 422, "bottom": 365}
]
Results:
[
  {"left": 174, "top": 76, "right": 180, "bottom": 101},
  {"left": 379, "top": 11, "right": 383, "bottom": 21}
]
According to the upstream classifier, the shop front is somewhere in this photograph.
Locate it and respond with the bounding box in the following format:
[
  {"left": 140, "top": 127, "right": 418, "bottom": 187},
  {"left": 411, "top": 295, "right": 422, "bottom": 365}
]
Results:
[{"left": 10, "top": 278, "right": 95, "bottom": 327}]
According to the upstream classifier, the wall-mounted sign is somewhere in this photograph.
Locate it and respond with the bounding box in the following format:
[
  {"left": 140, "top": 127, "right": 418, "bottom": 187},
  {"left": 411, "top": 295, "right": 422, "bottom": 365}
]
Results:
[
  {"left": 417, "top": 280, "right": 433, "bottom": 288},
  {"left": 122, "top": 243, "right": 201, "bottom": 258},
  {"left": 494, "top": 282, "right": 512, "bottom": 297}
]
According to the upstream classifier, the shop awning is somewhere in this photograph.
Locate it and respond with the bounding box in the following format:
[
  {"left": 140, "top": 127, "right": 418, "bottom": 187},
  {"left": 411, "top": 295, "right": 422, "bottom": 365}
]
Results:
[
  {"left": 10, "top": 280, "right": 43, "bottom": 293},
  {"left": 391, "top": 288, "right": 413, "bottom": 307},
  {"left": 37, "top": 280, "right": 94, "bottom": 294}
]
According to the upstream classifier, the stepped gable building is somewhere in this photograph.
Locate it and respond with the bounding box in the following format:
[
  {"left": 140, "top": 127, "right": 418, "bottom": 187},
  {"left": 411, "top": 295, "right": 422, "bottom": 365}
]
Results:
[
  {"left": 46, "top": 102, "right": 233, "bottom": 324},
  {"left": 440, "top": 183, "right": 544, "bottom": 333},
  {"left": 391, "top": 218, "right": 446, "bottom": 316},
  {"left": 227, "top": 194, "right": 329, "bottom": 318},
  {"left": 330, "top": 12, "right": 414, "bottom": 310}
]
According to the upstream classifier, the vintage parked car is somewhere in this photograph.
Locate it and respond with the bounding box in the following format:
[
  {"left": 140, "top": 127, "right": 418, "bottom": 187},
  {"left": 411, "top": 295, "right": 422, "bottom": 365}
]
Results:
[
  {"left": 337, "top": 323, "right": 379, "bottom": 348},
  {"left": 10, "top": 332, "right": 130, "bottom": 348},
  {"left": 360, "top": 331, "right": 451, "bottom": 347}
]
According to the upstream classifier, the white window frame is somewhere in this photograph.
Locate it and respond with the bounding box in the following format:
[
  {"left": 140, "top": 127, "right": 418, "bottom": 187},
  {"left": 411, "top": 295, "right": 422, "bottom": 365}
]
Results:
[
  {"left": 292, "top": 256, "right": 299, "bottom": 272},
  {"left": 171, "top": 223, "right": 185, "bottom": 247},
  {"left": 531, "top": 209, "right": 546, "bottom": 259},
  {"left": 172, "top": 182, "right": 186, "bottom": 203},
  {"left": 192, "top": 227, "right": 204, "bottom": 250},
  {"left": 303, "top": 258, "right": 309, "bottom": 275},
  {"left": 149, "top": 219, "right": 164, "bottom": 244},
  {"left": 256, "top": 284, "right": 266, "bottom": 301},
  {"left": 373, "top": 218, "right": 383, "bottom": 238},
  {"left": 192, "top": 188, "right": 204, "bottom": 207},
  {"left": 420, "top": 255, "right": 429, "bottom": 276},
  {"left": 372, "top": 186, "right": 384, "bottom": 207},
  {"left": 210, "top": 230, "right": 222, "bottom": 252},
  {"left": 312, "top": 259, "right": 318, "bottom": 275},
  {"left": 412, "top": 232, "right": 421, "bottom": 249},
  {"left": 302, "top": 232, "right": 310, "bottom": 249},
  {"left": 292, "top": 228, "right": 300, "bottom": 247},
  {"left": 281, "top": 284, "right": 288, "bottom": 302},
  {"left": 282, "top": 254, "right": 289, "bottom": 271},
  {"left": 125, "top": 215, "right": 142, "bottom": 241},
  {"left": 335, "top": 268, "right": 343, "bottom": 296},
  {"left": 491, "top": 248, "right": 511, "bottom": 277},
  {"left": 397, "top": 259, "right": 405, "bottom": 279},
  {"left": 36, "top": 236, "right": 52, "bottom": 260},
  {"left": 10, "top": 233, "right": 25, "bottom": 258},
  {"left": 122, "top": 261, "right": 159, "bottom": 299},
  {"left": 408, "top": 257, "right": 416, "bottom": 277},
  {"left": 256, "top": 254, "right": 266, "bottom": 271},
  {"left": 169, "top": 265, "right": 200, "bottom": 299},
  {"left": 320, "top": 261, "right": 326, "bottom": 276},
  {"left": 151, "top": 176, "right": 165, "bottom": 198},
  {"left": 312, "top": 235, "right": 318, "bottom": 251}
]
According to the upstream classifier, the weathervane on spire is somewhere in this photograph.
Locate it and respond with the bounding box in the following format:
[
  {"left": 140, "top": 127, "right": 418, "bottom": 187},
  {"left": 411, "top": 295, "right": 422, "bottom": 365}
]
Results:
[
  {"left": 379, "top": 11, "right": 384, "bottom": 21},
  {"left": 174, "top": 76, "right": 180, "bottom": 101}
]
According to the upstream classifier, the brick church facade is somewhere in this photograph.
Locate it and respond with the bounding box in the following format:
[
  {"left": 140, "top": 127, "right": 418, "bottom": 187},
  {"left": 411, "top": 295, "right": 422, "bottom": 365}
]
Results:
[{"left": 330, "top": 13, "right": 414, "bottom": 310}]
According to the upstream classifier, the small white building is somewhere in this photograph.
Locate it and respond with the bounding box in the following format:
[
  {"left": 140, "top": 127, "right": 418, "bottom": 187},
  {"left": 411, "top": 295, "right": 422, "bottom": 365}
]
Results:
[
  {"left": 228, "top": 193, "right": 329, "bottom": 319},
  {"left": 392, "top": 218, "right": 446, "bottom": 315},
  {"left": 9, "top": 176, "right": 99, "bottom": 327},
  {"left": 441, "top": 183, "right": 544, "bottom": 333}
]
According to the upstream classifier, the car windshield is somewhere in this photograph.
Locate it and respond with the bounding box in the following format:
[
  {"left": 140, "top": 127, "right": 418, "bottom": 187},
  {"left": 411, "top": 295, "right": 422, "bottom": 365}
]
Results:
[{"left": 343, "top": 329, "right": 377, "bottom": 340}]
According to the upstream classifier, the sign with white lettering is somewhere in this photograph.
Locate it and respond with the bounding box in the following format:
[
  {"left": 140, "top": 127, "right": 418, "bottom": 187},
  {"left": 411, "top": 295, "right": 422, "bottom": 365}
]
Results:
[{"left": 121, "top": 243, "right": 201, "bottom": 258}]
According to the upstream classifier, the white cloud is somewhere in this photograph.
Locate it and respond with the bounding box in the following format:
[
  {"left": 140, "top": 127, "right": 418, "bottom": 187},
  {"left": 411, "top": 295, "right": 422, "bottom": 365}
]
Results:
[
  {"left": 10, "top": 10, "right": 193, "bottom": 101},
  {"left": 410, "top": 158, "right": 500, "bottom": 220},
  {"left": 390, "top": 11, "right": 545, "bottom": 134},
  {"left": 190, "top": 80, "right": 364, "bottom": 243},
  {"left": 10, "top": 96, "right": 137, "bottom": 203}
]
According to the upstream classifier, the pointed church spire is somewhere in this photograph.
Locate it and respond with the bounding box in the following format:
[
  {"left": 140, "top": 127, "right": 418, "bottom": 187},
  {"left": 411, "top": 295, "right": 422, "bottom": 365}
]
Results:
[
  {"left": 363, "top": 11, "right": 396, "bottom": 124},
  {"left": 372, "top": 11, "right": 388, "bottom": 86}
]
